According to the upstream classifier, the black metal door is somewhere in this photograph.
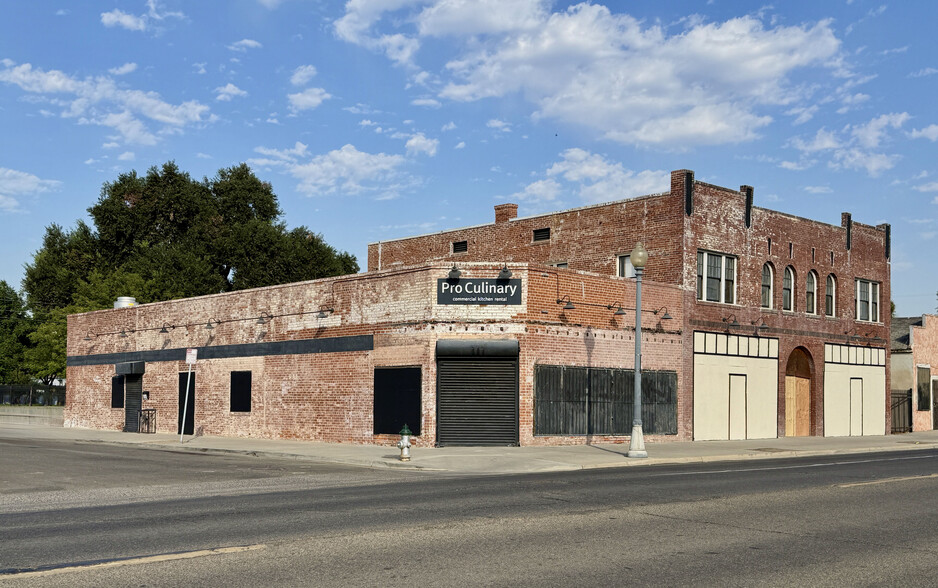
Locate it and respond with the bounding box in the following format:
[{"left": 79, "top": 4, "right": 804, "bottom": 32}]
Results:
[
  {"left": 437, "top": 358, "right": 519, "bottom": 446},
  {"left": 123, "top": 375, "right": 142, "bottom": 432},
  {"left": 933, "top": 380, "right": 938, "bottom": 430},
  {"left": 178, "top": 372, "right": 195, "bottom": 435}
]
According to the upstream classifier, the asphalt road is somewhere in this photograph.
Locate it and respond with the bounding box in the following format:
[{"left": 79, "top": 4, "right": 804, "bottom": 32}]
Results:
[{"left": 3, "top": 437, "right": 938, "bottom": 586}]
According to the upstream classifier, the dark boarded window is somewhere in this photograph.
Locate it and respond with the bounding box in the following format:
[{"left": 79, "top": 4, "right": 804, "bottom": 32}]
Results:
[
  {"left": 230, "top": 371, "right": 252, "bottom": 412},
  {"left": 374, "top": 367, "right": 421, "bottom": 435},
  {"left": 111, "top": 375, "right": 125, "bottom": 409},
  {"left": 918, "top": 367, "right": 931, "bottom": 411},
  {"left": 452, "top": 240, "right": 468, "bottom": 253},
  {"left": 533, "top": 227, "right": 551, "bottom": 242},
  {"left": 534, "top": 365, "right": 677, "bottom": 436}
]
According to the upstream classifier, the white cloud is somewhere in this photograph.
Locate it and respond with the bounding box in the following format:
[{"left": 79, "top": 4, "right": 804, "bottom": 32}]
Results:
[
  {"left": 789, "top": 128, "right": 841, "bottom": 152},
  {"left": 0, "top": 195, "right": 20, "bottom": 212},
  {"left": 117, "top": 151, "right": 135, "bottom": 161},
  {"left": 0, "top": 167, "right": 61, "bottom": 196},
  {"left": 544, "top": 148, "right": 669, "bottom": 203},
  {"left": 405, "top": 133, "right": 439, "bottom": 156},
  {"left": 192, "top": 63, "right": 207, "bottom": 75},
  {"left": 101, "top": 9, "right": 146, "bottom": 31},
  {"left": 411, "top": 97, "right": 441, "bottom": 108},
  {"left": 287, "top": 87, "right": 331, "bottom": 112},
  {"left": 441, "top": 121, "right": 456, "bottom": 131},
  {"left": 100, "top": 2, "right": 183, "bottom": 32},
  {"left": 786, "top": 105, "right": 818, "bottom": 125},
  {"left": 0, "top": 60, "right": 211, "bottom": 146},
  {"left": 248, "top": 143, "right": 409, "bottom": 197},
  {"left": 0, "top": 167, "right": 61, "bottom": 212},
  {"left": 215, "top": 83, "right": 247, "bottom": 101},
  {"left": 196, "top": 152, "right": 212, "bottom": 159},
  {"left": 487, "top": 119, "right": 511, "bottom": 132},
  {"left": 921, "top": 231, "right": 937, "bottom": 240},
  {"left": 290, "top": 65, "right": 317, "bottom": 86},
  {"left": 506, "top": 178, "right": 562, "bottom": 204},
  {"left": 334, "top": 3, "right": 844, "bottom": 147},
  {"left": 417, "top": 0, "right": 548, "bottom": 36},
  {"left": 804, "top": 185, "right": 833, "bottom": 194},
  {"left": 454, "top": 141, "right": 466, "bottom": 149},
  {"left": 109, "top": 63, "right": 138, "bottom": 76},
  {"left": 850, "top": 112, "right": 909, "bottom": 148},
  {"left": 910, "top": 67, "right": 938, "bottom": 78},
  {"left": 914, "top": 182, "right": 938, "bottom": 193},
  {"left": 227, "top": 39, "right": 263, "bottom": 52},
  {"left": 909, "top": 124, "right": 938, "bottom": 141},
  {"left": 788, "top": 114, "right": 909, "bottom": 177}
]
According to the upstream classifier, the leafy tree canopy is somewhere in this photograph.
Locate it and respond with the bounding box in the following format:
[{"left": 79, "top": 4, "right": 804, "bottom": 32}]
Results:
[{"left": 17, "top": 162, "right": 358, "bottom": 384}]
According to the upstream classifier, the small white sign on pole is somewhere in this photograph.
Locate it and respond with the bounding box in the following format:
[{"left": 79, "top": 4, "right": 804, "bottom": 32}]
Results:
[{"left": 186, "top": 348, "right": 198, "bottom": 365}]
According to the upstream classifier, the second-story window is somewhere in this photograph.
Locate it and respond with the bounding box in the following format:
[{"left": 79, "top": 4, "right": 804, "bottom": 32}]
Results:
[
  {"left": 856, "top": 279, "right": 880, "bottom": 322},
  {"left": 618, "top": 254, "right": 634, "bottom": 278},
  {"left": 825, "top": 274, "right": 836, "bottom": 317},
  {"left": 761, "top": 263, "right": 774, "bottom": 309},
  {"left": 806, "top": 271, "right": 817, "bottom": 315},
  {"left": 783, "top": 266, "right": 794, "bottom": 311},
  {"left": 697, "top": 250, "right": 736, "bottom": 304}
]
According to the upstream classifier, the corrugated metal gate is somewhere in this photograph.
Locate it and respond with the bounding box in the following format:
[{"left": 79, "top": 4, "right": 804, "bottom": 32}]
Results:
[
  {"left": 123, "top": 375, "right": 142, "bottom": 433},
  {"left": 436, "top": 340, "right": 519, "bottom": 446},
  {"left": 534, "top": 364, "right": 677, "bottom": 436}
]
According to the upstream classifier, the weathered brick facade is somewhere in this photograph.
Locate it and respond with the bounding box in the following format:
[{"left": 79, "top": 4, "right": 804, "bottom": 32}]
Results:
[
  {"left": 68, "top": 167, "right": 891, "bottom": 444},
  {"left": 67, "top": 265, "right": 683, "bottom": 446},
  {"left": 369, "top": 169, "right": 892, "bottom": 439}
]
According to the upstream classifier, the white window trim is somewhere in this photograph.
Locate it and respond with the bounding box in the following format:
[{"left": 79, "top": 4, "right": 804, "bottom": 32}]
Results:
[
  {"left": 617, "top": 254, "right": 635, "bottom": 278},
  {"left": 855, "top": 278, "right": 880, "bottom": 323},
  {"left": 782, "top": 266, "right": 795, "bottom": 312},
  {"left": 825, "top": 274, "right": 836, "bottom": 317},
  {"left": 697, "top": 250, "right": 737, "bottom": 305},
  {"left": 806, "top": 271, "right": 818, "bottom": 315},
  {"left": 761, "top": 263, "right": 774, "bottom": 309}
]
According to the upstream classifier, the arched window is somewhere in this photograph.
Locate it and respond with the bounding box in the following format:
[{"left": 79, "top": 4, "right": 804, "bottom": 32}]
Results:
[
  {"left": 783, "top": 266, "right": 794, "bottom": 311},
  {"left": 806, "top": 271, "right": 818, "bottom": 315},
  {"left": 761, "top": 263, "right": 774, "bottom": 309},
  {"left": 825, "top": 274, "right": 836, "bottom": 317}
]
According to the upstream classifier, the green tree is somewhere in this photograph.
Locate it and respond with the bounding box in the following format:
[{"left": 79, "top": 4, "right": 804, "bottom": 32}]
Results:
[
  {"left": 0, "top": 281, "right": 31, "bottom": 384},
  {"left": 21, "top": 162, "right": 358, "bottom": 384}
]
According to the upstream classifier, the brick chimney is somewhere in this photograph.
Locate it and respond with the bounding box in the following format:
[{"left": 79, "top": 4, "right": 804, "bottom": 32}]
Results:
[{"left": 495, "top": 203, "right": 518, "bottom": 223}]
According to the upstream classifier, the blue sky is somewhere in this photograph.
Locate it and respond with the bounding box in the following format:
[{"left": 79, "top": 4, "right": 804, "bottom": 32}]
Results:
[{"left": 1, "top": 1, "right": 936, "bottom": 316}]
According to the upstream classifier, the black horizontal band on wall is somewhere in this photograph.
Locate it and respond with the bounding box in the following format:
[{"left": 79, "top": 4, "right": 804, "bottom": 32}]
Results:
[
  {"left": 66, "top": 334, "right": 374, "bottom": 367},
  {"left": 436, "top": 339, "right": 519, "bottom": 358}
]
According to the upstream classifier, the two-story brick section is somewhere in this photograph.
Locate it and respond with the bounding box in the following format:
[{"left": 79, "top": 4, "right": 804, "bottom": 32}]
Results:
[
  {"left": 369, "top": 169, "right": 892, "bottom": 440},
  {"left": 66, "top": 168, "right": 890, "bottom": 445}
]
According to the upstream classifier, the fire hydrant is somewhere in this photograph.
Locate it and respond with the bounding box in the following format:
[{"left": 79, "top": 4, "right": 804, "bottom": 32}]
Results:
[{"left": 397, "top": 424, "right": 412, "bottom": 461}]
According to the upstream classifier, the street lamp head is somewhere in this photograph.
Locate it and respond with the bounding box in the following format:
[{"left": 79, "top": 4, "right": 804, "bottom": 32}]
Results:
[{"left": 631, "top": 242, "right": 648, "bottom": 269}]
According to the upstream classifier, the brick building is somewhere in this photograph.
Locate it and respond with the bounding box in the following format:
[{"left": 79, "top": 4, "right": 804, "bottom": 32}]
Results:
[
  {"left": 66, "top": 264, "right": 684, "bottom": 446},
  {"left": 66, "top": 168, "right": 891, "bottom": 445},
  {"left": 890, "top": 315, "right": 938, "bottom": 432},
  {"left": 369, "top": 169, "right": 891, "bottom": 440}
]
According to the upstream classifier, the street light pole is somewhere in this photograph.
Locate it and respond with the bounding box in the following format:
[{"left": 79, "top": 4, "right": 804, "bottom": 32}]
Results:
[{"left": 628, "top": 242, "right": 648, "bottom": 458}]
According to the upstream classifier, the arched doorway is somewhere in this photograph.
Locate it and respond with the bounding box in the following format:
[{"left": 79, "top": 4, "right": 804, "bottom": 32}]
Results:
[{"left": 785, "top": 348, "right": 813, "bottom": 436}]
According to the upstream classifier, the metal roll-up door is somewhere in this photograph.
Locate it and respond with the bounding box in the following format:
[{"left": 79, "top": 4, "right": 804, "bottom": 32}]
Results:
[
  {"left": 123, "top": 374, "right": 143, "bottom": 433},
  {"left": 436, "top": 340, "right": 519, "bottom": 446}
]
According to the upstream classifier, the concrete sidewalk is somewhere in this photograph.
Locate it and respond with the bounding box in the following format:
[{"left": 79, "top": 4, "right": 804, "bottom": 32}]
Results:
[{"left": 4, "top": 422, "right": 938, "bottom": 475}]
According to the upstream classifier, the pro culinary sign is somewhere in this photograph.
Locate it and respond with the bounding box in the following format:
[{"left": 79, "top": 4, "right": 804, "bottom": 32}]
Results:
[{"left": 437, "top": 278, "right": 522, "bottom": 305}]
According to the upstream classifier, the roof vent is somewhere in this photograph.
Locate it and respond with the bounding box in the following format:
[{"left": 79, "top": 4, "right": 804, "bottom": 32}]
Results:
[{"left": 114, "top": 296, "right": 137, "bottom": 309}]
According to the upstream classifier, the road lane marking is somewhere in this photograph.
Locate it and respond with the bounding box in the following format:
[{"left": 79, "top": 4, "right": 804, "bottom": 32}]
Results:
[
  {"left": 646, "top": 452, "right": 938, "bottom": 479},
  {"left": 838, "top": 473, "right": 938, "bottom": 488},
  {"left": 2, "top": 544, "right": 266, "bottom": 578}
]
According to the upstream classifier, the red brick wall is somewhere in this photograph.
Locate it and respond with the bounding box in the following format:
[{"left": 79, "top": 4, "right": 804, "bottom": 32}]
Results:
[
  {"left": 911, "top": 314, "right": 938, "bottom": 431},
  {"left": 67, "top": 265, "right": 684, "bottom": 445},
  {"left": 682, "top": 176, "right": 890, "bottom": 437}
]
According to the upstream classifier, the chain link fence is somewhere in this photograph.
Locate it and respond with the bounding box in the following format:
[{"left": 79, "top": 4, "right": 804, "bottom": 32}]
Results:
[{"left": 0, "top": 385, "right": 66, "bottom": 406}]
